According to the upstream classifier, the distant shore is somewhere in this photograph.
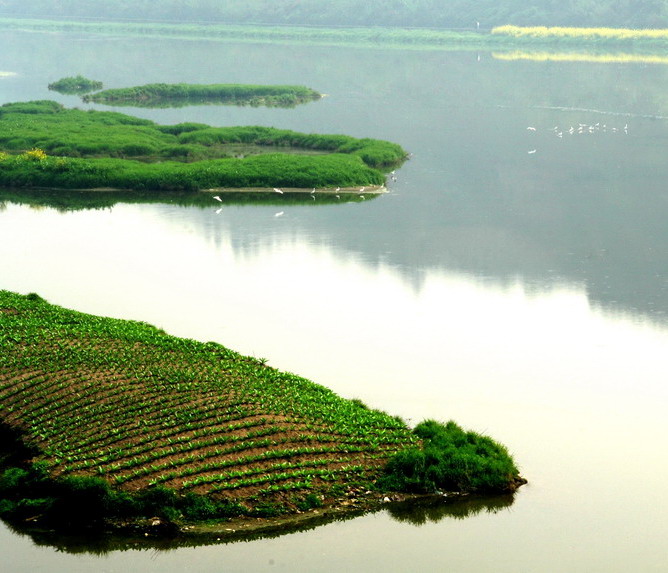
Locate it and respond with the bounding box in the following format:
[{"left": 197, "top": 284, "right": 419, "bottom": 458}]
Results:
[{"left": 3, "top": 18, "right": 668, "bottom": 52}]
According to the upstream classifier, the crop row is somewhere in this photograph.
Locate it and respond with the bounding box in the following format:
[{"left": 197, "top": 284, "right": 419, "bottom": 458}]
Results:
[
  {"left": 0, "top": 290, "right": 417, "bottom": 503},
  {"left": 144, "top": 447, "right": 385, "bottom": 488},
  {"left": 207, "top": 465, "right": 368, "bottom": 494}
]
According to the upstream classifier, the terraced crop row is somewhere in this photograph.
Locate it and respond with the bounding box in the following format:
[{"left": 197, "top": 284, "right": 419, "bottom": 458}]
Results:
[{"left": 0, "top": 291, "right": 417, "bottom": 506}]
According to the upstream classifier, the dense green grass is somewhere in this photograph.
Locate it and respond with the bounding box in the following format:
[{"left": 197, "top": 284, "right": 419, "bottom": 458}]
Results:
[
  {"left": 48, "top": 75, "right": 103, "bottom": 95},
  {"left": 380, "top": 420, "right": 520, "bottom": 493},
  {"left": 0, "top": 152, "right": 385, "bottom": 190},
  {"left": 0, "top": 100, "right": 406, "bottom": 190},
  {"left": 0, "top": 291, "right": 522, "bottom": 529},
  {"left": 81, "top": 83, "right": 322, "bottom": 108}
]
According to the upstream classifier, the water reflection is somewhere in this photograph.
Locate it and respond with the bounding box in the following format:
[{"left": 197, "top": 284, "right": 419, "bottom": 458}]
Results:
[
  {"left": 0, "top": 188, "right": 374, "bottom": 213},
  {"left": 0, "top": 494, "right": 515, "bottom": 555},
  {"left": 3, "top": 30, "right": 668, "bottom": 570},
  {"left": 1, "top": 199, "right": 667, "bottom": 428},
  {"left": 386, "top": 494, "right": 515, "bottom": 525}
]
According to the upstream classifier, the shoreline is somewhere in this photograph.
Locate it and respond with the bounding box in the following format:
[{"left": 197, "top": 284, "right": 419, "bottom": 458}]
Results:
[
  {"left": 202, "top": 184, "right": 387, "bottom": 195},
  {"left": 4, "top": 18, "right": 668, "bottom": 52}
]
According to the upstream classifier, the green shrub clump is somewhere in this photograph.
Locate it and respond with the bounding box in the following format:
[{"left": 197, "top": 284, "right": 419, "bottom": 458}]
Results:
[
  {"left": 0, "top": 463, "right": 245, "bottom": 528},
  {"left": 48, "top": 75, "right": 103, "bottom": 95},
  {"left": 380, "top": 420, "right": 520, "bottom": 494}
]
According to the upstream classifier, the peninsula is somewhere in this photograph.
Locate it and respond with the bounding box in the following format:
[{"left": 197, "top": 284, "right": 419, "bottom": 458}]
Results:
[{"left": 0, "top": 291, "right": 524, "bottom": 534}]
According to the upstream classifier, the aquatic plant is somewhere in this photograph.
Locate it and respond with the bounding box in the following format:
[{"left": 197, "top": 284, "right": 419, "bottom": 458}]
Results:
[
  {"left": 48, "top": 75, "right": 103, "bottom": 95},
  {"left": 81, "top": 83, "right": 322, "bottom": 108}
]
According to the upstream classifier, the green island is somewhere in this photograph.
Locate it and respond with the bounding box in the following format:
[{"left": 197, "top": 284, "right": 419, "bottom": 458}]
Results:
[
  {"left": 80, "top": 83, "right": 322, "bottom": 108},
  {"left": 4, "top": 17, "right": 668, "bottom": 54},
  {"left": 0, "top": 100, "right": 405, "bottom": 192},
  {"left": 0, "top": 291, "right": 524, "bottom": 535},
  {"left": 48, "top": 75, "right": 103, "bottom": 95}
]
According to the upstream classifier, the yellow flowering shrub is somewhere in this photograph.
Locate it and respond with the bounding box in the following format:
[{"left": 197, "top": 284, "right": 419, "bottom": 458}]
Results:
[{"left": 23, "top": 148, "right": 48, "bottom": 161}]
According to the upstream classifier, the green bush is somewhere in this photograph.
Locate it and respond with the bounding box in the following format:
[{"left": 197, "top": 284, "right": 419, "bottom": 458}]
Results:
[
  {"left": 48, "top": 75, "right": 103, "bottom": 95},
  {"left": 380, "top": 420, "right": 520, "bottom": 494}
]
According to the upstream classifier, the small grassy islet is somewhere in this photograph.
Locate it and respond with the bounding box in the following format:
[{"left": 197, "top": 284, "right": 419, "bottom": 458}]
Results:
[
  {"left": 0, "top": 100, "right": 406, "bottom": 192},
  {"left": 80, "top": 82, "right": 322, "bottom": 108},
  {"left": 48, "top": 75, "right": 103, "bottom": 95},
  {"left": 0, "top": 291, "right": 523, "bottom": 531}
]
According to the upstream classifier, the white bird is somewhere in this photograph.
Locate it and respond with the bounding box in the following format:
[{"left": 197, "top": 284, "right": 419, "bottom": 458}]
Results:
[
  {"left": 213, "top": 195, "right": 222, "bottom": 202},
  {"left": 311, "top": 188, "right": 316, "bottom": 194},
  {"left": 274, "top": 211, "right": 284, "bottom": 217},
  {"left": 273, "top": 188, "right": 283, "bottom": 194},
  {"left": 527, "top": 149, "right": 537, "bottom": 154},
  {"left": 360, "top": 186, "right": 365, "bottom": 192},
  {"left": 526, "top": 126, "right": 536, "bottom": 131},
  {"left": 335, "top": 187, "right": 341, "bottom": 192}
]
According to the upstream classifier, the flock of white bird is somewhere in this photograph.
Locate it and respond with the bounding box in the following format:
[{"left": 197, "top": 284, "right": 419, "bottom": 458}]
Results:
[
  {"left": 528, "top": 122, "right": 629, "bottom": 137},
  {"left": 209, "top": 168, "right": 401, "bottom": 217},
  {"left": 525, "top": 122, "right": 629, "bottom": 154}
]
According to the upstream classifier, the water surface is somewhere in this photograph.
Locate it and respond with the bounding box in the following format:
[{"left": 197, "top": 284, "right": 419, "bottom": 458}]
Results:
[{"left": 2, "top": 29, "right": 668, "bottom": 572}]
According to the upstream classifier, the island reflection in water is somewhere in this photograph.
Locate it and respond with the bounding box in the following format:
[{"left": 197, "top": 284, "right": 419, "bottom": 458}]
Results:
[{"left": 0, "top": 494, "right": 515, "bottom": 556}]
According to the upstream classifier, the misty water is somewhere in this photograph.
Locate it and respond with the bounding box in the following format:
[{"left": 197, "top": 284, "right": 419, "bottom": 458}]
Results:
[{"left": 2, "top": 29, "right": 668, "bottom": 572}]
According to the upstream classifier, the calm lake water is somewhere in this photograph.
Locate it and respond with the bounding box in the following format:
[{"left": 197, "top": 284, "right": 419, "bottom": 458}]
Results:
[{"left": 2, "top": 29, "right": 668, "bottom": 572}]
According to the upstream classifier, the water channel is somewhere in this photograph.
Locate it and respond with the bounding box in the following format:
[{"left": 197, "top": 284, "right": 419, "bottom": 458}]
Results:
[{"left": 1, "top": 29, "right": 668, "bottom": 571}]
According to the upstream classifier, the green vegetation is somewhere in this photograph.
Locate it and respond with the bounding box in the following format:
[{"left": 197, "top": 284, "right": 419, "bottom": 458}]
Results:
[
  {"left": 48, "top": 75, "right": 103, "bottom": 95},
  {"left": 492, "top": 25, "right": 668, "bottom": 45},
  {"left": 0, "top": 100, "right": 406, "bottom": 191},
  {"left": 2, "top": 0, "right": 668, "bottom": 29},
  {"left": 0, "top": 291, "right": 522, "bottom": 530},
  {"left": 380, "top": 420, "right": 520, "bottom": 494},
  {"left": 81, "top": 83, "right": 322, "bottom": 108},
  {"left": 4, "top": 18, "right": 668, "bottom": 53}
]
